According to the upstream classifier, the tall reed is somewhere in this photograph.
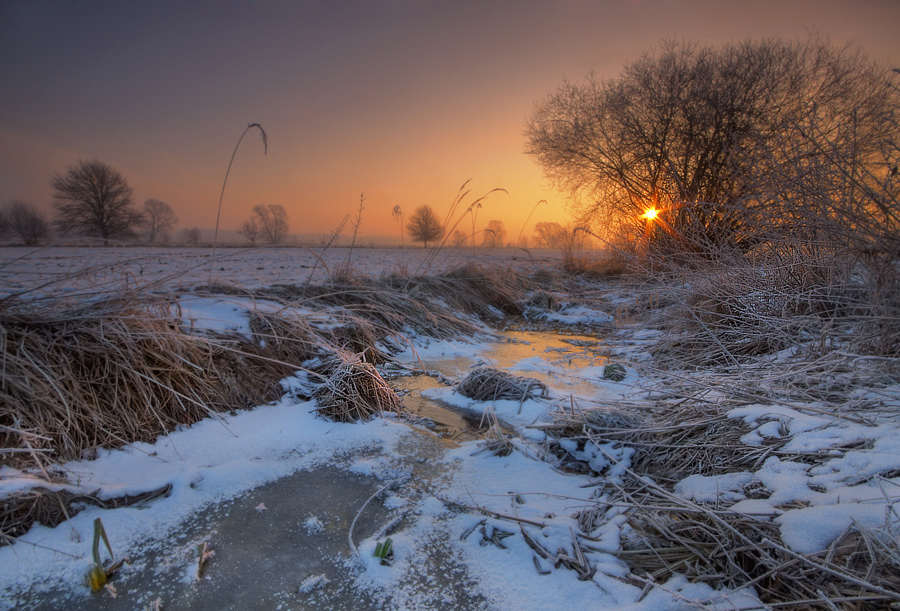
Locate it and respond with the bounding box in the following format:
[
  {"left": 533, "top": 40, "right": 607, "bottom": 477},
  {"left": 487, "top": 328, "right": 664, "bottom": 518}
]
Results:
[{"left": 208, "top": 123, "right": 268, "bottom": 282}]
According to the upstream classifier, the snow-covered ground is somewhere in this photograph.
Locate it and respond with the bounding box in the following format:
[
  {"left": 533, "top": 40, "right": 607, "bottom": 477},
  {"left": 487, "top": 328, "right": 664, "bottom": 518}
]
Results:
[
  {"left": 0, "top": 246, "right": 562, "bottom": 299},
  {"left": 1, "top": 247, "right": 898, "bottom": 610}
]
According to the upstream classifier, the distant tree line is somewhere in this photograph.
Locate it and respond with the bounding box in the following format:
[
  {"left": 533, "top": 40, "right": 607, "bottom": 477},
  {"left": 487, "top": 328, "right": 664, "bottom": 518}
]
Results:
[
  {"left": 398, "top": 204, "right": 514, "bottom": 249},
  {"left": 2, "top": 158, "right": 294, "bottom": 247}
]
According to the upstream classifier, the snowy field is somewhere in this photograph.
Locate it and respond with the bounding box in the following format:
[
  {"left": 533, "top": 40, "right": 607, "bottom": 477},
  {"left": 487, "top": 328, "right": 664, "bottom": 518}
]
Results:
[
  {"left": 1, "top": 246, "right": 899, "bottom": 610},
  {"left": 0, "top": 246, "right": 563, "bottom": 299}
]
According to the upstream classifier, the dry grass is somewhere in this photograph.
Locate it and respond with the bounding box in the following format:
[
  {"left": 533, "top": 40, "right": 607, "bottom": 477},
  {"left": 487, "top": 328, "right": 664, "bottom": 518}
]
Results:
[
  {"left": 261, "top": 273, "right": 487, "bottom": 340},
  {"left": 1, "top": 264, "right": 530, "bottom": 545},
  {"left": 562, "top": 244, "right": 632, "bottom": 278},
  {"left": 523, "top": 256, "right": 900, "bottom": 608},
  {"left": 399, "top": 263, "right": 528, "bottom": 318},
  {"left": 313, "top": 357, "right": 405, "bottom": 422},
  {"left": 537, "top": 335, "right": 900, "bottom": 609},
  {"left": 1, "top": 484, "right": 171, "bottom": 544},
  {"left": 609, "top": 475, "right": 900, "bottom": 608},
  {"left": 0, "top": 297, "right": 259, "bottom": 465},
  {"left": 471, "top": 406, "right": 515, "bottom": 457},
  {"left": 329, "top": 319, "right": 390, "bottom": 365},
  {"left": 645, "top": 244, "right": 899, "bottom": 368},
  {"left": 456, "top": 367, "right": 549, "bottom": 403},
  {"left": 0, "top": 262, "right": 525, "bottom": 463}
]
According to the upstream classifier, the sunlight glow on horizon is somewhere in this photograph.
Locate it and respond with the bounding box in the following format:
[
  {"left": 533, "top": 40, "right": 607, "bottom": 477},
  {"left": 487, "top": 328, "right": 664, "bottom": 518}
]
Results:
[{"left": 3, "top": 1, "right": 898, "bottom": 239}]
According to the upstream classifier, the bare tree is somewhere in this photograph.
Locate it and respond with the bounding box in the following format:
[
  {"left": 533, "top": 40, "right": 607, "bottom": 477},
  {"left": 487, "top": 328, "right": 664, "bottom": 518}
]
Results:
[
  {"left": 533, "top": 221, "right": 566, "bottom": 248},
  {"left": 524, "top": 36, "right": 896, "bottom": 254},
  {"left": 406, "top": 205, "right": 443, "bottom": 248},
  {"left": 0, "top": 206, "right": 8, "bottom": 238},
  {"left": 481, "top": 219, "right": 506, "bottom": 248},
  {"left": 142, "top": 199, "right": 178, "bottom": 242},
  {"left": 452, "top": 229, "right": 467, "bottom": 247},
  {"left": 50, "top": 159, "right": 143, "bottom": 240},
  {"left": 236, "top": 218, "right": 263, "bottom": 246},
  {"left": 251, "top": 204, "right": 289, "bottom": 245},
  {"left": 6, "top": 201, "right": 50, "bottom": 245},
  {"left": 183, "top": 227, "right": 203, "bottom": 247}
]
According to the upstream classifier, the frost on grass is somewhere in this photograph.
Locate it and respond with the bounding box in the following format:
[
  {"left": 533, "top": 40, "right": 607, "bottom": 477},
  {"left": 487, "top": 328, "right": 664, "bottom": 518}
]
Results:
[
  {"left": 456, "top": 367, "right": 549, "bottom": 402},
  {"left": 313, "top": 359, "right": 406, "bottom": 422},
  {"left": 298, "top": 573, "right": 331, "bottom": 593},
  {"left": 303, "top": 516, "right": 325, "bottom": 534}
]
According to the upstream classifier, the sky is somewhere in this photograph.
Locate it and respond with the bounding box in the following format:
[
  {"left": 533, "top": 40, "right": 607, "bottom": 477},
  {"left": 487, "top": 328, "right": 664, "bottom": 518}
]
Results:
[{"left": 2, "top": 0, "right": 899, "bottom": 242}]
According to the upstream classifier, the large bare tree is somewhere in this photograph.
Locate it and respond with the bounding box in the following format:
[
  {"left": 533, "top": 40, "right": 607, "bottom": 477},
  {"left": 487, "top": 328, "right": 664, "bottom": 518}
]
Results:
[
  {"left": 142, "top": 199, "right": 178, "bottom": 242},
  {"left": 524, "top": 36, "right": 898, "bottom": 253},
  {"left": 250, "top": 204, "right": 290, "bottom": 245},
  {"left": 50, "top": 159, "right": 144, "bottom": 240},
  {"left": 406, "top": 205, "right": 443, "bottom": 248}
]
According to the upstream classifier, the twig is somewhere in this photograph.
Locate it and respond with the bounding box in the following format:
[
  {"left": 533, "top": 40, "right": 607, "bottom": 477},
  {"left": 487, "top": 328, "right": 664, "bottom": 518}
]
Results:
[
  {"left": 437, "top": 496, "right": 547, "bottom": 528},
  {"left": 348, "top": 476, "right": 407, "bottom": 560}
]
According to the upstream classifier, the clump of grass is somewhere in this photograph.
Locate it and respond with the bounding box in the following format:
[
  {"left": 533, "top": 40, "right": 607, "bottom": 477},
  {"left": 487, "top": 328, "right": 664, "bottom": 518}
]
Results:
[
  {"left": 650, "top": 248, "right": 866, "bottom": 367},
  {"left": 266, "top": 263, "right": 524, "bottom": 337},
  {"left": 263, "top": 275, "right": 481, "bottom": 340},
  {"left": 330, "top": 319, "right": 388, "bottom": 364},
  {"left": 246, "top": 310, "right": 322, "bottom": 366},
  {"left": 313, "top": 358, "right": 405, "bottom": 422},
  {"left": 611, "top": 464, "right": 900, "bottom": 608},
  {"left": 472, "top": 407, "right": 514, "bottom": 456},
  {"left": 400, "top": 264, "right": 527, "bottom": 318},
  {"left": 562, "top": 244, "right": 631, "bottom": 278},
  {"left": 1, "top": 484, "right": 172, "bottom": 546},
  {"left": 541, "top": 401, "right": 644, "bottom": 442},
  {"left": 456, "top": 367, "right": 548, "bottom": 403},
  {"left": 0, "top": 297, "right": 250, "bottom": 464}
]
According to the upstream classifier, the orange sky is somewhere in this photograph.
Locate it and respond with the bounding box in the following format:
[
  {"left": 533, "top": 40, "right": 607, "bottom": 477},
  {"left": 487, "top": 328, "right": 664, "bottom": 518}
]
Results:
[{"left": 2, "top": 0, "right": 899, "bottom": 242}]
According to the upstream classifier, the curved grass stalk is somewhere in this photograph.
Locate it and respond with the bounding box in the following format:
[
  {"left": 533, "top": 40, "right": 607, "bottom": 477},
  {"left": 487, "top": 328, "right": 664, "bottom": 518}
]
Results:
[
  {"left": 515, "top": 199, "right": 546, "bottom": 248},
  {"left": 208, "top": 123, "right": 268, "bottom": 283}
]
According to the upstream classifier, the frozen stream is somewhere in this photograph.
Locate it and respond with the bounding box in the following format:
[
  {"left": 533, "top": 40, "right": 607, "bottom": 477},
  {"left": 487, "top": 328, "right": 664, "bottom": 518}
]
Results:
[
  {"left": 13, "top": 328, "right": 619, "bottom": 610},
  {"left": 26, "top": 433, "right": 483, "bottom": 611}
]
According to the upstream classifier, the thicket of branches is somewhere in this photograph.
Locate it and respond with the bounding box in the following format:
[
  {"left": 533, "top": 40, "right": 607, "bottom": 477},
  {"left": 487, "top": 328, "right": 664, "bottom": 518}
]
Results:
[
  {"left": 525, "top": 36, "right": 899, "bottom": 259},
  {"left": 1, "top": 201, "right": 50, "bottom": 245},
  {"left": 142, "top": 199, "right": 178, "bottom": 242}
]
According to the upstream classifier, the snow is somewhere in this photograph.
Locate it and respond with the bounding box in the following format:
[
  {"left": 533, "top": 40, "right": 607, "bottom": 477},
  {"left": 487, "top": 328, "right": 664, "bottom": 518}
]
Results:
[
  {"left": 1, "top": 247, "right": 899, "bottom": 609},
  {"left": 674, "top": 472, "right": 756, "bottom": 504},
  {"left": 777, "top": 503, "right": 897, "bottom": 555},
  {"left": 530, "top": 303, "right": 614, "bottom": 326},
  {"left": 0, "top": 396, "right": 411, "bottom": 593}
]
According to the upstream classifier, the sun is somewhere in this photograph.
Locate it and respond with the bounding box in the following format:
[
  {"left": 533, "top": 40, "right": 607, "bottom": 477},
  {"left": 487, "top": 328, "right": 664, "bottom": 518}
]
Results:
[{"left": 642, "top": 208, "right": 659, "bottom": 220}]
